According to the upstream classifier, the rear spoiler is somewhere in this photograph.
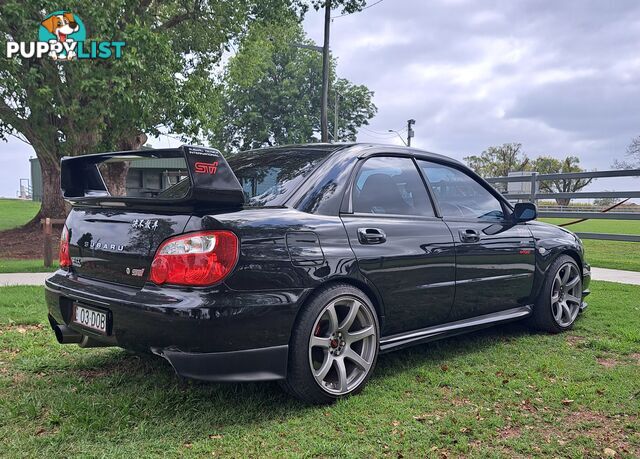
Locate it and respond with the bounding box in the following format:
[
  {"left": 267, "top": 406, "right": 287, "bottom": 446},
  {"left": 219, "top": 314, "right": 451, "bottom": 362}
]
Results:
[{"left": 60, "top": 145, "right": 245, "bottom": 207}]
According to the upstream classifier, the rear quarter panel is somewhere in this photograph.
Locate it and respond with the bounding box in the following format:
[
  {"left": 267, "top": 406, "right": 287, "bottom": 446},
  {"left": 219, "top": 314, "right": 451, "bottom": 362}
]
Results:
[{"left": 188, "top": 207, "right": 363, "bottom": 295}]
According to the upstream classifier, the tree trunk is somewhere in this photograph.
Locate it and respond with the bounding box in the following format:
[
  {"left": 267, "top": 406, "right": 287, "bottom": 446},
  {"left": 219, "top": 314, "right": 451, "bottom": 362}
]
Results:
[
  {"left": 556, "top": 198, "right": 571, "bottom": 206},
  {"left": 39, "top": 158, "right": 67, "bottom": 219},
  {"left": 100, "top": 162, "right": 130, "bottom": 196},
  {"left": 100, "top": 132, "right": 148, "bottom": 196},
  {"left": 24, "top": 132, "right": 148, "bottom": 223}
]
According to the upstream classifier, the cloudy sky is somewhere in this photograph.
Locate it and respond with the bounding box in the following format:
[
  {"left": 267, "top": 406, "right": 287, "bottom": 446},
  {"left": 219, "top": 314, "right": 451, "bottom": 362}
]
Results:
[{"left": 1, "top": 0, "right": 639, "bottom": 197}]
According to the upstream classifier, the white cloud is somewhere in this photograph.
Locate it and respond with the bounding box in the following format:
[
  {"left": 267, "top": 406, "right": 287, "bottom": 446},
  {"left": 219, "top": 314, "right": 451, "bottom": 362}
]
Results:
[
  {"left": 1, "top": 0, "right": 638, "bottom": 198},
  {"left": 303, "top": 0, "right": 640, "bottom": 174}
]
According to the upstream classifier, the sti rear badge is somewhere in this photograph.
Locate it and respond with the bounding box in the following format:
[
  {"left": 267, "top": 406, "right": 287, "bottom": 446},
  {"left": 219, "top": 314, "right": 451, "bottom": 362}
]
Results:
[{"left": 194, "top": 161, "right": 219, "bottom": 175}]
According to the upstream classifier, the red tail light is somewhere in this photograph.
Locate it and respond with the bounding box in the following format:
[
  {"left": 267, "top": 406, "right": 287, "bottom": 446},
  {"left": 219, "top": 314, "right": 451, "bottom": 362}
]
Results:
[
  {"left": 59, "top": 225, "right": 71, "bottom": 268},
  {"left": 149, "top": 231, "right": 239, "bottom": 286}
]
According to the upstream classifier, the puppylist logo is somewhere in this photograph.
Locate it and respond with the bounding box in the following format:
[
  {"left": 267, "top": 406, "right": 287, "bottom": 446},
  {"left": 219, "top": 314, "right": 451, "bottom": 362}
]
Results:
[{"left": 5, "top": 11, "right": 125, "bottom": 60}]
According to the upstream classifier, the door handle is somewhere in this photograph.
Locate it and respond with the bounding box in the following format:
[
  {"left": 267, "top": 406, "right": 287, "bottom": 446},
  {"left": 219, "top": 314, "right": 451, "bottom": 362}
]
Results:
[
  {"left": 459, "top": 228, "right": 480, "bottom": 243},
  {"left": 357, "top": 228, "right": 387, "bottom": 245}
]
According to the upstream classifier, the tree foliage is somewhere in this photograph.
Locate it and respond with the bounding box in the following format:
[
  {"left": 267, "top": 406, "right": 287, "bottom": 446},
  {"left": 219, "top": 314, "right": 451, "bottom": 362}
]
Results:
[
  {"left": 463, "top": 143, "right": 529, "bottom": 179},
  {"left": 212, "top": 17, "right": 376, "bottom": 151},
  {"left": 0, "top": 0, "right": 374, "bottom": 219},
  {"left": 304, "top": 0, "right": 368, "bottom": 14},
  {"left": 530, "top": 156, "right": 593, "bottom": 206},
  {"left": 0, "top": 0, "right": 299, "bottom": 218}
]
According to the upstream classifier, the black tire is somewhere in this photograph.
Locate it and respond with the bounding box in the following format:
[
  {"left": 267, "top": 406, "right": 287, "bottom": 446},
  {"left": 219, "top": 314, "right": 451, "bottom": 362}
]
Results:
[
  {"left": 533, "top": 255, "right": 583, "bottom": 333},
  {"left": 281, "top": 283, "right": 380, "bottom": 404}
]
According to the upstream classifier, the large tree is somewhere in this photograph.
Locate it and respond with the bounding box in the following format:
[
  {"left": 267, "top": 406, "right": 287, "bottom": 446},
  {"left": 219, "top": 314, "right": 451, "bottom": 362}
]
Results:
[
  {"left": 531, "top": 156, "right": 593, "bottom": 206},
  {"left": 0, "top": 0, "right": 302, "bottom": 220},
  {"left": 464, "top": 143, "right": 530, "bottom": 179},
  {"left": 212, "top": 17, "right": 376, "bottom": 151},
  {"left": 463, "top": 143, "right": 529, "bottom": 192}
]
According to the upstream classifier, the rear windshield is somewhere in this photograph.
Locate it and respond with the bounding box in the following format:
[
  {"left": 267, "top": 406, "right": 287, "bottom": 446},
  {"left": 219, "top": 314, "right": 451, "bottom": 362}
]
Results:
[{"left": 227, "top": 148, "right": 332, "bottom": 207}]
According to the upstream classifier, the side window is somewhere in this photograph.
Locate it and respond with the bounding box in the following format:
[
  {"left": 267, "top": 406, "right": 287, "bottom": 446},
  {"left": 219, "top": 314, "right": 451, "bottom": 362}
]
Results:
[
  {"left": 352, "top": 157, "right": 435, "bottom": 216},
  {"left": 418, "top": 161, "right": 505, "bottom": 220}
]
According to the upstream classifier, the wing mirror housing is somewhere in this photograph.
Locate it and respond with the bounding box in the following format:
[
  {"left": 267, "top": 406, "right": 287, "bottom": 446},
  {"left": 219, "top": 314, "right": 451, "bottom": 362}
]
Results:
[{"left": 513, "top": 202, "right": 537, "bottom": 222}]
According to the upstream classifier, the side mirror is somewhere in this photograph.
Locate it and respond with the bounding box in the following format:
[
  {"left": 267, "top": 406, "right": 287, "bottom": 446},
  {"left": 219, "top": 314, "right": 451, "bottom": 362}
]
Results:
[{"left": 513, "top": 202, "right": 537, "bottom": 222}]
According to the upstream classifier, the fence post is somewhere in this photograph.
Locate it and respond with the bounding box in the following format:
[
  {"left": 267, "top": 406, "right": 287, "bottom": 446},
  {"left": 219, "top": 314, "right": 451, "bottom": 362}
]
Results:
[
  {"left": 529, "top": 172, "right": 538, "bottom": 204},
  {"left": 43, "top": 218, "right": 52, "bottom": 268}
]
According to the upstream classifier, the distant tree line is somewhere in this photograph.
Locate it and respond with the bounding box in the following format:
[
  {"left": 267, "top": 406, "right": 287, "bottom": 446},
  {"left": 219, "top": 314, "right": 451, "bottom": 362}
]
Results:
[{"left": 464, "top": 143, "right": 593, "bottom": 205}]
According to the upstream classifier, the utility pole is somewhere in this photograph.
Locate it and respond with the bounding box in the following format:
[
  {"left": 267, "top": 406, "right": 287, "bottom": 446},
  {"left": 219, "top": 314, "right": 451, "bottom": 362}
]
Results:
[
  {"left": 321, "top": 0, "right": 332, "bottom": 143},
  {"left": 407, "top": 119, "right": 415, "bottom": 146}
]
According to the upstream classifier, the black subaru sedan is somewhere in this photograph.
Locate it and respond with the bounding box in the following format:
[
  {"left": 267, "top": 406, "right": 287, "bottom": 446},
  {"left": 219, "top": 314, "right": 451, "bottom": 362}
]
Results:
[{"left": 46, "top": 143, "right": 590, "bottom": 404}]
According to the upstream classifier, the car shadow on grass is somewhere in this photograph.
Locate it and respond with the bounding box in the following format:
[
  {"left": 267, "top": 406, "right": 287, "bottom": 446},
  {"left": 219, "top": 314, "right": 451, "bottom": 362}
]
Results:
[
  {"left": 33, "top": 319, "right": 540, "bottom": 424},
  {"left": 374, "top": 320, "right": 535, "bottom": 375}
]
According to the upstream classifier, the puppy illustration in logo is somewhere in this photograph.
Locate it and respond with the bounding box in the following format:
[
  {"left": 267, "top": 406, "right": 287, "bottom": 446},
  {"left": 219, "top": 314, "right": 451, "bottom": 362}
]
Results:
[{"left": 40, "top": 12, "right": 80, "bottom": 60}]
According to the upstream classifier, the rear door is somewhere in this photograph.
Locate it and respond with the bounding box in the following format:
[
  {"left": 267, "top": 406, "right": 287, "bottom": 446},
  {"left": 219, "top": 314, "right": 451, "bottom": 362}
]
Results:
[
  {"left": 417, "top": 160, "right": 536, "bottom": 320},
  {"left": 340, "top": 156, "right": 456, "bottom": 336}
]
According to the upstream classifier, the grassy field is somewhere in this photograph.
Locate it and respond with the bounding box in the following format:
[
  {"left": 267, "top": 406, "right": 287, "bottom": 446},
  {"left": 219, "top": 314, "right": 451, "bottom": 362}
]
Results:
[
  {"left": 0, "top": 198, "right": 40, "bottom": 231},
  {"left": 541, "top": 218, "right": 640, "bottom": 272},
  {"left": 540, "top": 218, "right": 640, "bottom": 237},
  {"left": 0, "top": 199, "right": 53, "bottom": 273},
  {"left": 0, "top": 282, "right": 638, "bottom": 457},
  {"left": 0, "top": 259, "right": 54, "bottom": 274}
]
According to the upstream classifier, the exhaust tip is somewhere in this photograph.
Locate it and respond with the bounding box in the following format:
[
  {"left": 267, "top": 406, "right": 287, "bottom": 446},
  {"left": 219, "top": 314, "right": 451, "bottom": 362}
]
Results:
[{"left": 53, "top": 325, "right": 83, "bottom": 344}]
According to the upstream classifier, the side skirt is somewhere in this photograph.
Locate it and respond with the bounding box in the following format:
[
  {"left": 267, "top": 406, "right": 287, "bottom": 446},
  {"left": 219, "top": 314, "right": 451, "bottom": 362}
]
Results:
[{"left": 379, "top": 305, "right": 533, "bottom": 353}]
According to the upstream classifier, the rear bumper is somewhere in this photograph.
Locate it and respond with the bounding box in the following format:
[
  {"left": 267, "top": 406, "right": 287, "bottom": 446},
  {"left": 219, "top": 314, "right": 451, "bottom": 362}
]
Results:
[{"left": 45, "top": 271, "right": 305, "bottom": 381}]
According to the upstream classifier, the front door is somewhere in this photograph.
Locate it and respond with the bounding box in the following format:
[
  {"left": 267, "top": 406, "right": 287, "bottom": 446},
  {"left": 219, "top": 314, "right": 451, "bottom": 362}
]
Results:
[
  {"left": 417, "top": 160, "right": 536, "bottom": 321},
  {"left": 340, "top": 156, "right": 456, "bottom": 335}
]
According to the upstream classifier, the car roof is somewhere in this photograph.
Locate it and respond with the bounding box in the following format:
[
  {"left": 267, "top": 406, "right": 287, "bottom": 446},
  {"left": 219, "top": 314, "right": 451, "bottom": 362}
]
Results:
[
  {"left": 234, "top": 142, "right": 512, "bottom": 213},
  {"left": 241, "top": 143, "right": 464, "bottom": 166}
]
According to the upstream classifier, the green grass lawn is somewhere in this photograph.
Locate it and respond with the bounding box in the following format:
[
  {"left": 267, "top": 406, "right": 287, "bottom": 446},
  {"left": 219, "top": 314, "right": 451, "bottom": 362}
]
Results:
[
  {"left": 579, "top": 240, "right": 640, "bottom": 272},
  {"left": 0, "top": 259, "right": 55, "bottom": 274},
  {"left": 0, "top": 282, "right": 638, "bottom": 457},
  {"left": 540, "top": 218, "right": 640, "bottom": 272},
  {"left": 0, "top": 198, "right": 40, "bottom": 231},
  {"left": 540, "top": 218, "right": 640, "bottom": 236},
  {"left": 0, "top": 198, "right": 53, "bottom": 273}
]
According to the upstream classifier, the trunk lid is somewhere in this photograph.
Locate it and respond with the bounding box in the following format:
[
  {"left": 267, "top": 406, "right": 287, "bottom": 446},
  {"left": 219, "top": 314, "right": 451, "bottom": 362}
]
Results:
[
  {"left": 60, "top": 145, "right": 245, "bottom": 287},
  {"left": 66, "top": 208, "right": 192, "bottom": 287}
]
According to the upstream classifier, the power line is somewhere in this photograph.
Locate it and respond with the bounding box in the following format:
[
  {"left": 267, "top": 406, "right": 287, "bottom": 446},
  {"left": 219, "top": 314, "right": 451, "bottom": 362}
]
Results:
[
  {"left": 331, "top": 0, "right": 385, "bottom": 19},
  {"left": 360, "top": 126, "right": 398, "bottom": 137},
  {"left": 387, "top": 129, "right": 407, "bottom": 146},
  {"left": 361, "top": 126, "right": 394, "bottom": 134},
  {"left": 361, "top": 125, "right": 408, "bottom": 136}
]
